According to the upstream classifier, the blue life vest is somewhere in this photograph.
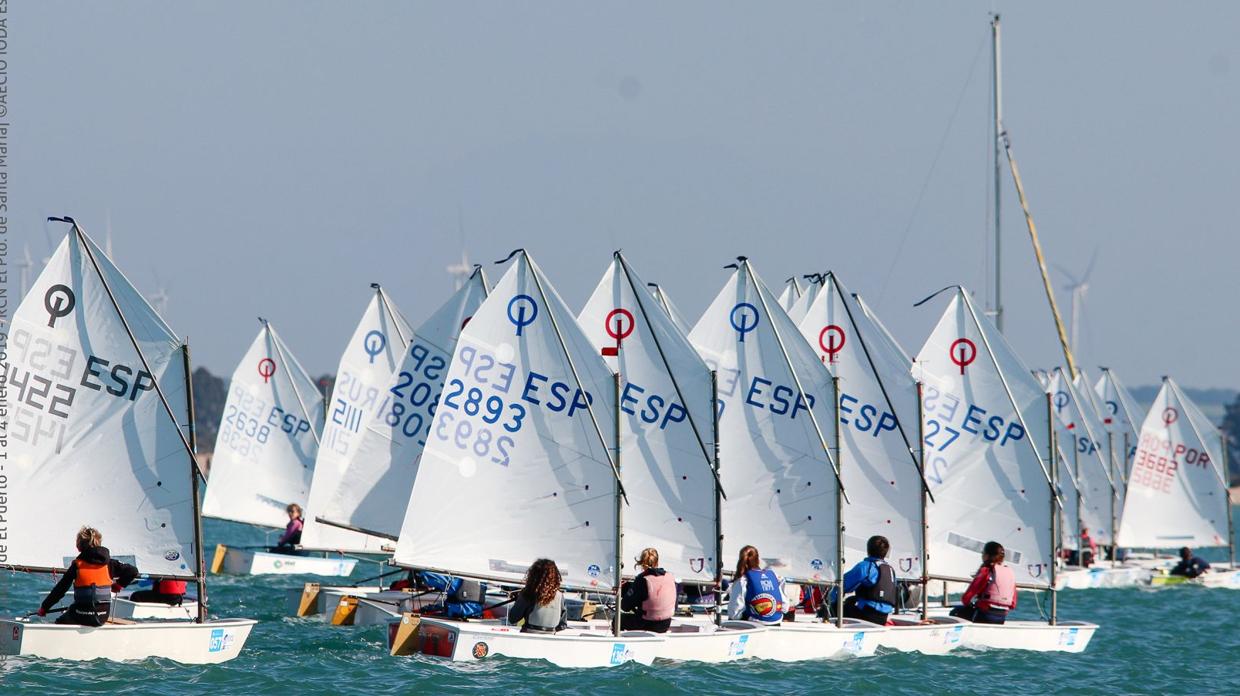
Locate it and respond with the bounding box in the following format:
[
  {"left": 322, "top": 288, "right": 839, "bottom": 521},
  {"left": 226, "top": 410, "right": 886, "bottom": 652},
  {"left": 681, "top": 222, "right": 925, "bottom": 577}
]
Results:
[{"left": 743, "top": 568, "right": 784, "bottom": 623}]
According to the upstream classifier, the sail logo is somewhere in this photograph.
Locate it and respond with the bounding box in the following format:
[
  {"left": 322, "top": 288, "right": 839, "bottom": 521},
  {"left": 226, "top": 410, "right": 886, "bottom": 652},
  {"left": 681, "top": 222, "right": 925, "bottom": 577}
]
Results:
[
  {"left": 729, "top": 303, "right": 758, "bottom": 342},
  {"left": 506, "top": 295, "right": 538, "bottom": 336},
  {"left": 257, "top": 358, "right": 276, "bottom": 383},
  {"left": 817, "top": 325, "right": 845, "bottom": 363},
  {"left": 1104, "top": 400, "right": 1118, "bottom": 425},
  {"left": 1161, "top": 407, "right": 1178, "bottom": 426},
  {"left": 587, "top": 564, "right": 601, "bottom": 577},
  {"left": 43, "top": 284, "right": 76, "bottom": 328},
  {"left": 363, "top": 330, "right": 387, "bottom": 364},
  {"left": 1053, "top": 391, "right": 1069, "bottom": 412},
  {"left": 949, "top": 338, "right": 976, "bottom": 375},
  {"left": 164, "top": 550, "right": 181, "bottom": 562},
  {"left": 601, "top": 308, "right": 634, "bottom": 357}
]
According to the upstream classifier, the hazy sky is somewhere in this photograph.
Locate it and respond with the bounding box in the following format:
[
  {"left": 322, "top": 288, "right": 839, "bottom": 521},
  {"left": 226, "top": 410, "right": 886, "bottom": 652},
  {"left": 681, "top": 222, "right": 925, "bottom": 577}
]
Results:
[{"left": 13, "top": 1, "right": 1239, "bottom": 388}]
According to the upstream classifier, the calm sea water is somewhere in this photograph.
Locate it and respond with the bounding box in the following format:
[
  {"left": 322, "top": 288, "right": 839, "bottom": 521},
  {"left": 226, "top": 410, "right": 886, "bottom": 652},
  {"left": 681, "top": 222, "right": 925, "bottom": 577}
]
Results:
[{"left": 3, "top": 512, "right": 1238, "bottom": 695}]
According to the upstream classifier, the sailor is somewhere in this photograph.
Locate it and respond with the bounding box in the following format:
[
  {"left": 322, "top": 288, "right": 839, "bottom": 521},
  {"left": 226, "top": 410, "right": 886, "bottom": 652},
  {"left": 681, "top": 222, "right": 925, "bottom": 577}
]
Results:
[
  {"left": 1079, "top": 527, "right": 1098, "bottom": 568},
  {"left": 949, "top": 540, "right": 1016, "bottom": 625},
  {"left": 620, "top": 548, "right": 677, "bottom": 632},
  {"left": 272, "top": 503, "right": 304, "bottom": 554},
  {"left": 127, "top": 577, "right": 188, "bottom": 606},
  {"left": 727, "top": 545, "right": 786, "bottom": 624},
  {"left": 38, "top": 526, "right": 140, "bottom": 626},
  {"left": 507, "top": 558, "right": 568, "bottom": 633},
  {"left": 823, "top": 535, "right": 897, "bottom": 625},
  {"left": 418, "top": 571, "right": 487, "bottom": 619},
  {"left": 1169, "top": 547, "right": 1211, "bottom": 578}
]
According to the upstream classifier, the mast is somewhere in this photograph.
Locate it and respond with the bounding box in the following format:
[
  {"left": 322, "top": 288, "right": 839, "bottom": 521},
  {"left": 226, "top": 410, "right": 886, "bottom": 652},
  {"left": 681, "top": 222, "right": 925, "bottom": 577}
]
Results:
[
  {"left": 1073, "top": 429, "right": 1082, "bottom": 567},
  {"left": 1224, "top": 429, "right": 1235, "bottom": 569},
  {"left": 712, "top": 370, "right": 724, "bottom": 627},
  {"left": 833, "top": 375, "right": 844, "bottom": 628},
  {"left": 991, "top": 13, "right": 1004, "bottom": 333},
  {"left": 183, "top": 343, "right": 208, "bottom": 623},
  {"left": 1048, "top": 393, "right": 1058, "bottom": 625},
  {"left": 1108, "top": 430, "right": 1118, "bottom": 568},
  {"left": 613, "top": 372, "right": 623, "bottom": 637},
  {"left": 917, "top": 381, "right": 929, "bottom": 621}
]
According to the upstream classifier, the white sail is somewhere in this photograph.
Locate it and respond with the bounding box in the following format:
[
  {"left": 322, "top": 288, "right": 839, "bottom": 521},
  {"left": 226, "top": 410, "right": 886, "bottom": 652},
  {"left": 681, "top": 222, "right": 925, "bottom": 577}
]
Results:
[
  {"left": 689, "top": 260, "right": 840, "bottom": 583},
  {"left": 1075, "top": 367, "right": 1128, "bottom": 529},
  {"left": 777, "top": 276, "right": 804, "bottom": 312},
  {"left": 201, "top": 321, "right": 324, "bottom": 529},
  {"left": 394, "top": 251, "right": 621, "bottom": 590},
  {"left": 1055, "top": 434, "right": 1081, "bottom": 547},
  {"left": 853, "top": 292, "right": 914, "bottom": 367},
  {"left": 913, "top": 289, "right": 1054, "bottom": 587},
  {"left": 319, "top": 271, "right": 489, "bottom": 539},
  {"left": 784, "top": 278, "right": 820, "bottom": 324},
  {"left": 1117, "top": 379, "right": 1229, "bottom": 549},
  {"left": 1047, "top": 368, "right": 1115, "bottom": 544},
  {"left": 1094, "top": 368, "right": 1143, "bottom": 478},
  {"left": 6, "top": 227, "right": 197, "bottom": 577},
  {"left": 579, "top": 253, "right": 717, "bottom": 582},
  {"left": 796, "top": 273, "right": 924, "bottom": 578},
  {"left": 301, "top": 288, "right": 412, "bottom": 552},
  {"left": 646, "top": 282, "right": 692, "bottom": 335}
]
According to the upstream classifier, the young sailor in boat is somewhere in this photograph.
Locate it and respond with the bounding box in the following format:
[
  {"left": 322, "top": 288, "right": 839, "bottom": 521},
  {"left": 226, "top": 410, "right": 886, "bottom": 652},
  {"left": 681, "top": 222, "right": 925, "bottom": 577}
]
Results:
[
  {"left": 272, "top": 503, "right": 304, "bottom": 554},
  {"left": 38, "top": 526, "right": 140, "bottom": 626},
  {"left": 1078, "top": 527, "right": 1098, "bottom": 568},
  {"left": 620, "top": 547, "right": 676, "bottom": 633},
  {"left": 949, "top": 541, "right": 1016, "bottom": 625},
  {"left": 128, "top": 577, "right": 188, "bottom": 606},
  {"left": 418, "top": 571, "right": 487, "bottom": 619},
  {"left": 727, "top": 545, "right": 787, "bottom": 624},
  {"left": 1170, "top": 547, "right": 1211, "bottom": 578},
  {"left": 506, "top": 558, "right": 568, "bottom": 633},
  {"left": 822, "top": 535, "right": 897, "bottom": 625}
]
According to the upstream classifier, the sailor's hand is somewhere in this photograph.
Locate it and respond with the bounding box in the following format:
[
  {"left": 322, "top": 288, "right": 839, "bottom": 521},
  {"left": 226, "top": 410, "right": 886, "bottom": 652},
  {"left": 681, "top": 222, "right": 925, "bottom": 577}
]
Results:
[{"left": 36, "top": 607, "right": 46, "bottom": 617}]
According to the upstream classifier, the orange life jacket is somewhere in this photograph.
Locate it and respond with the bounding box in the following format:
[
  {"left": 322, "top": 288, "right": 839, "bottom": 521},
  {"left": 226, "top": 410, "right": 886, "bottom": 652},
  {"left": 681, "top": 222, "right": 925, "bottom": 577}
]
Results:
[
  {"left": 72, "top": 559, "right": 113, "bottom": 607},
  {"left": 156, "top": 579, "right": 187, "bottom": 595}
]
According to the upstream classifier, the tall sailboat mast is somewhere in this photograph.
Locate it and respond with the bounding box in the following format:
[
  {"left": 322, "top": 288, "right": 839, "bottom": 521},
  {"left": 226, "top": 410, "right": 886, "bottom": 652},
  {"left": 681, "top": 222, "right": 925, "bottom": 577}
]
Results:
[{"left": 991, "top": 13, "right": 1003, "bottom": 332}]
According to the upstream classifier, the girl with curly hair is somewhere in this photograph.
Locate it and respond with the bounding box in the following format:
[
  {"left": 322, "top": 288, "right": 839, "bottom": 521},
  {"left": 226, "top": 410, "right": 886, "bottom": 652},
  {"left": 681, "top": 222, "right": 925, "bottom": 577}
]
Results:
[{"left": 507, "top": 558, "right": 567, "bottom": 633}]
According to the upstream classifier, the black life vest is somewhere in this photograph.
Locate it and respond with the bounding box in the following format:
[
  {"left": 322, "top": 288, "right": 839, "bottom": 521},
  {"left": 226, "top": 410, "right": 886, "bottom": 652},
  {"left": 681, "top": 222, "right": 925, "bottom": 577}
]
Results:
[{"left": 855, "top": 560, "right": 897, "bottom": 607}]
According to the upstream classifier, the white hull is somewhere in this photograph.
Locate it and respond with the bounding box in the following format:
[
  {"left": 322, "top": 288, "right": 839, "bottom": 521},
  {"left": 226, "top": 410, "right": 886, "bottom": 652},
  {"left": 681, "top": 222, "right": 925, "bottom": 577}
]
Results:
[
  {"left": 746, "top": 617, "right": 885, "bottom": 660},
  {"left": 963, "top": 620, "right": 1098, "bottom": 653},
  {"left": 1054, "top": 565, "right": 1153, "bottom": 590},
  {"left": 397, "top": 616, "right": 664, "bottom": 668},
  {"left": 110, "top": 597, "right": 199, "bottom": 621},
  {"left": 216, "top": 547, "right": 357, "bottom": 577},
  {"left": 878, "top": 617, "right": 968, "bottom": 654},
  {"left": 0, "top": 618, "right": 256, "bottom": 664},
  {"left": 652, "top": 621, "right": 766, "bottom": 663}
]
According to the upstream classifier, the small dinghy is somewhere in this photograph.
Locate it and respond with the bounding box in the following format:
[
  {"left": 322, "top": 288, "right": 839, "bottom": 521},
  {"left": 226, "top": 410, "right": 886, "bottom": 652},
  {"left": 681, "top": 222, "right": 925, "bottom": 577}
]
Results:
[
  {"left": 393, "top": 616, "right": 664, "bottom": 668},
  {"left": 911, "top": 288, "right": 1098, "bottom": 652},
  {"left": 1117, "top": 377, "right": 1237, "bottom": 588},
  {"left": 201, "top": 320, "right": 349, "bottom": 576},
  {"left": 210, "top": 545, "right": 357, "bottom": 577},
  {"left": 1, "top": 219, "right": 255, "bottom": 663}
]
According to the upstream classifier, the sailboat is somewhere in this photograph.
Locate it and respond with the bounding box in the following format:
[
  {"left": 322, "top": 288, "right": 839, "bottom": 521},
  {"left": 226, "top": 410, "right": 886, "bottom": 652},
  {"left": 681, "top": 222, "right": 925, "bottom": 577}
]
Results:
[
  {"left": 216, "top": 285, "right": 412, "bottom": 576},
  {"left": 0, "top": 218, "right": 255, "bottom": 663},
  {"left": 777, "top": 276, "right": 805, "bottom": 313},
  {"left": 1094, "top": 367, "right": 1142, "bottom": 506},
  {"left": 1046, "top": 368, "right": 1150, "bottom": 589},
  {"left": 689, "top": 258, "right": 886, "bottom": 661},
  {"left": 201, "top": 320, "right": 349, "bottom": 576},
  {"left": 303, "top": 267, "right": 492, "bottom": 625},
  {"left": 913, "top": 287, "right": 1097, "bottom": 652},
  {"left": 1118, "top": 377, "right": 1238, "bottom": 588},
  {"left": 386, "top": 250, "right": 664, "bottom": 667},
  {"left": 795, "top": 272, "right": 969, "bottom": 654},
  {"left": 577, "top": 252, "right": 766, "bottom": 663}
]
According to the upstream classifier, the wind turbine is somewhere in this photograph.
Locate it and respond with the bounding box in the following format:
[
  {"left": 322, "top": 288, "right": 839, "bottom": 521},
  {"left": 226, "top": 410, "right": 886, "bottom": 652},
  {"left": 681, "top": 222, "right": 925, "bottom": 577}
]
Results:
[
  {"left": 17, "top": 244, "right": 33, "bottom": 299},
  {"left": 446, "top": 249, "right": 472, "bottom": 290},
  {"left": 1052, "top": 249, "right": 1097, "bottom": 357},
  {"left": 150, "top": 268, "right": 170, "bottom": 315}
]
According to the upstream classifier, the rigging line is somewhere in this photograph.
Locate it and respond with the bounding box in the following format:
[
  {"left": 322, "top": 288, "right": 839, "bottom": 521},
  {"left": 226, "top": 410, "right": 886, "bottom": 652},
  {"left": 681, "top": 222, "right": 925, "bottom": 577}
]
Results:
[{"left": 875, "top": 33, "right": 988, "bottom": 308}]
